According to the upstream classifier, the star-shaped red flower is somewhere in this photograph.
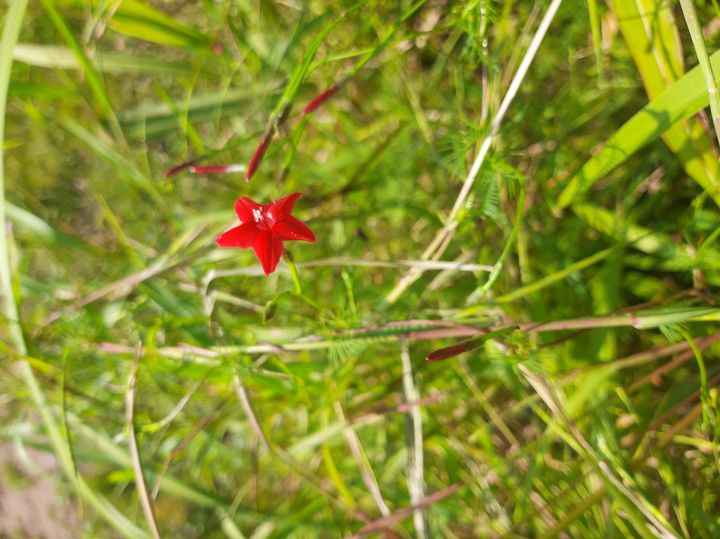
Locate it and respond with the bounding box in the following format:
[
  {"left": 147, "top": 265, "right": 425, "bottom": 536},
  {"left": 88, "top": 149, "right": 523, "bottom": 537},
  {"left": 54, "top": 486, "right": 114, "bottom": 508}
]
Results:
[{"left": 216, "top": 192, "right": 316, "bottom": 275}]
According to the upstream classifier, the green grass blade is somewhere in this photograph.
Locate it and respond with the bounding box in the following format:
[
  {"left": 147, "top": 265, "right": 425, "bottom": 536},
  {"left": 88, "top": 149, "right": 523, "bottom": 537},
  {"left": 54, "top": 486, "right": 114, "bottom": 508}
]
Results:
[
  {"left": 107, "top": 0, "right": 215, "bottom": 49},
  {"left": 40, "top": 0, "right": 116, "bottom": 122},
  {"left": 6, "top": 201, "right": 96, "bottom": 251},
  {"left": 461, "top": 244, "right": 621, "bottom": 311},
  {"left": 61, "top": 117, "right": 166, "bottom": 208},
  {"left": 60, "top": 0, "right": 215, "bottom": 50},
  {"left": 587, "top": 0, "right": 603, "bottom": 82},
  {"left": 678, "top": 0, "right": 720, "bottom": 142},
  {"left": 557, "top": 50, "right": 720, "bottom": 209},
  {"left": 571, "top": 202, "right": 720, "bottom": 275},
  {"left": 13, "top": 43, "right": 206, "bottom": 75},
  {"left": 608, "top": 0, "right": 719, "bottom": 208}
]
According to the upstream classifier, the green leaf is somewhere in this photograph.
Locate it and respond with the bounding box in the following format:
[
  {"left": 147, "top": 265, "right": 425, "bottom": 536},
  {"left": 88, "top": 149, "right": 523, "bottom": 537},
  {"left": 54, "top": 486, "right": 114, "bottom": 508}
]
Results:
[
  {"left": 60, "top": 0, "right": 215, "bottom": 50},
  {"left": 609, "top": 0, "right": 719, "bottom": 208},
  {"left": 557, "top": 50, "right": 720, "bottom": 209}
]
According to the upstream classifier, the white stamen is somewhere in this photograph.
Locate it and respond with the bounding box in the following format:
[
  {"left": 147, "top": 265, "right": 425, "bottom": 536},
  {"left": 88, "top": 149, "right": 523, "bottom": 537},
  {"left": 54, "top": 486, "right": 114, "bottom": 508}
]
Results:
[{"left": 252, "top": 208, "right": 263, "bottom": 222}]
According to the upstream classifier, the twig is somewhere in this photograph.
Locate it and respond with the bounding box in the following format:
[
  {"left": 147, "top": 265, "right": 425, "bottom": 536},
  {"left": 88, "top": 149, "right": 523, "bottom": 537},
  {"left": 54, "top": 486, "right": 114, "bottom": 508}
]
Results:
[{"left": 125, "top": 344, "right": 161, "bottom": 539}]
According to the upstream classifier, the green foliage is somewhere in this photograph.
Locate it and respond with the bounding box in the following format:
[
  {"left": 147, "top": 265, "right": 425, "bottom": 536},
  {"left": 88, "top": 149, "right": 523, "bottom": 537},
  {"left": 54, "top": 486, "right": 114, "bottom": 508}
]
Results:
[{"left": 2, "top": 1, "right": 720, "bottom": 538}]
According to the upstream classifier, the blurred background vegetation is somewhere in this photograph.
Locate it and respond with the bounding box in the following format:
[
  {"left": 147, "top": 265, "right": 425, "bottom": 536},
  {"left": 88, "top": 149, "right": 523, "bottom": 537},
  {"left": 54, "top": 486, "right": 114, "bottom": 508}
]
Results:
[{"left": 2, "top": 0, "right": 720, "bottom": 537}]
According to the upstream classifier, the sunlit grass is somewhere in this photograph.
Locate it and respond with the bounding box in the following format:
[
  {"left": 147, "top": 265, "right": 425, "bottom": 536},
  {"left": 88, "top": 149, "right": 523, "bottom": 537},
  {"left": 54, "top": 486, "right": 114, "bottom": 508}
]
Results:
[{"left": 2, "top": 1, "right": 720, "bottom": 537}]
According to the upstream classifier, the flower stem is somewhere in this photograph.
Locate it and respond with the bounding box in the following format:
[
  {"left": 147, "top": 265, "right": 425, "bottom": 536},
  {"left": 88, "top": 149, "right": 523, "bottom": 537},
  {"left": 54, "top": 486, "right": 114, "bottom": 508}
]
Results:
[
  {"left": 285, "top": 251, "right": 303, "bottom": 295},
  {"left": 467, "top": 185, "right": 526, "bottom": 303},
  {"left": 679, "top": 0, "right": 720, "bottom": 145}
]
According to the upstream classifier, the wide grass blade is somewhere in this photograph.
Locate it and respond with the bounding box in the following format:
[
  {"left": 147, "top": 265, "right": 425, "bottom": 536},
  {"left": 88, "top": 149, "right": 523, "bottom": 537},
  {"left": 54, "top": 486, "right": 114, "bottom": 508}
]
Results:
[
  {"left": 14, "top": 43, "right": 206, "bottom": 75},
  {"left": 60, "top": 0, "right": 215, "bottom": 50},
  {"left": 557, "top": 50, "right": 720, "bottom": 209}
]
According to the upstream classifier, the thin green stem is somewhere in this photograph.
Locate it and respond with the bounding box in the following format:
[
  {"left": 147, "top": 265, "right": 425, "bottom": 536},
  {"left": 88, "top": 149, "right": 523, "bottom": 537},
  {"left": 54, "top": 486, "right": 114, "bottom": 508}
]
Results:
[
  {"left": 468, "top": 186, "right": 526, "bottom": 302},
  {"left": 285, "top": 251, "right": 303, "bottom": 295},
  {"left": 347, "top": 0, "right": 427, "bottom": 78},
  {"left": 587, "top": 0, "right": 604, "bottom": 83},
  {"left": 678, "top": 327, "right": 711, "bottom": 430},
  {"left": 460, "top": 243, "right": 622, "bottom": 314}
]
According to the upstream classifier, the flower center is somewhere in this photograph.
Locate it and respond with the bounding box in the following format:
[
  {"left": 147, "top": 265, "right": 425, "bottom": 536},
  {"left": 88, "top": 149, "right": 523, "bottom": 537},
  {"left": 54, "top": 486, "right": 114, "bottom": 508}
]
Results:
[{"left": 252, "top": 208, "right": 263, "bottom": 222}]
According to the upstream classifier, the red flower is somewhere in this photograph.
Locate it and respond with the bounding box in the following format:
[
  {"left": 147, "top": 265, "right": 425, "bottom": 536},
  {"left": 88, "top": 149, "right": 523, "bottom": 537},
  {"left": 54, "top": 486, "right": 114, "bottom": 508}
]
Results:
[{"left": 216, "top": 192, "right": 316, "bottom": 275}]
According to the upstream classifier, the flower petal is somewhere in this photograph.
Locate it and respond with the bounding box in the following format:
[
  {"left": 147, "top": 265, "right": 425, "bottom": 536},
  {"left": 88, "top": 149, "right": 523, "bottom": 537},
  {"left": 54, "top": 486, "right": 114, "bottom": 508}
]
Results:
[
  {"left": 272, "top": 216, "right": 316, "bottom": 242},
  {"left": 234, "top": 197, "right": 262, "bottom": 223},
  {"left": 252, "top": 230, "right": 284, "bottom": 275},
  {"left": 265, "top": 192, "right": 302, "bottom": 224},
  {"left": 215, "top": 222, "right": 259, "bottom": 248}
]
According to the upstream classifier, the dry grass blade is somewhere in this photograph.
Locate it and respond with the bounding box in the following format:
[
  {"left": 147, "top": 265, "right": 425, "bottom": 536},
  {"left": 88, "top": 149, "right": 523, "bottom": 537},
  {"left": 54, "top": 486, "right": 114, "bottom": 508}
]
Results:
[
  {"left": 628, "top": 334, "right": 720, "bottom": 391},
  {"left": 0, "top": 1, "right": 27, "bottom": 355},
  {"left": 344, "top": 484, "right": 461, "bottom": 539},
  {"left": 519, "top": 365, "right": 680, "bottom": 538},
  {"left": 151, "top": 399, "right": 230, "bottom": 500},
  {"left": 401, "top": 341, "right": 429, "bottom": 538},
  {"left": 334, "top": 401, "right": 391, "bottom": 517},
  {"left": 559, "top": 332, "right": 720, "bottom": 386},
  {"left": 233, "top": 373, "right": 270, "bottom": 450},
  {"left": 125, "top": 344, "right": 161, "bottom": 539}
]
